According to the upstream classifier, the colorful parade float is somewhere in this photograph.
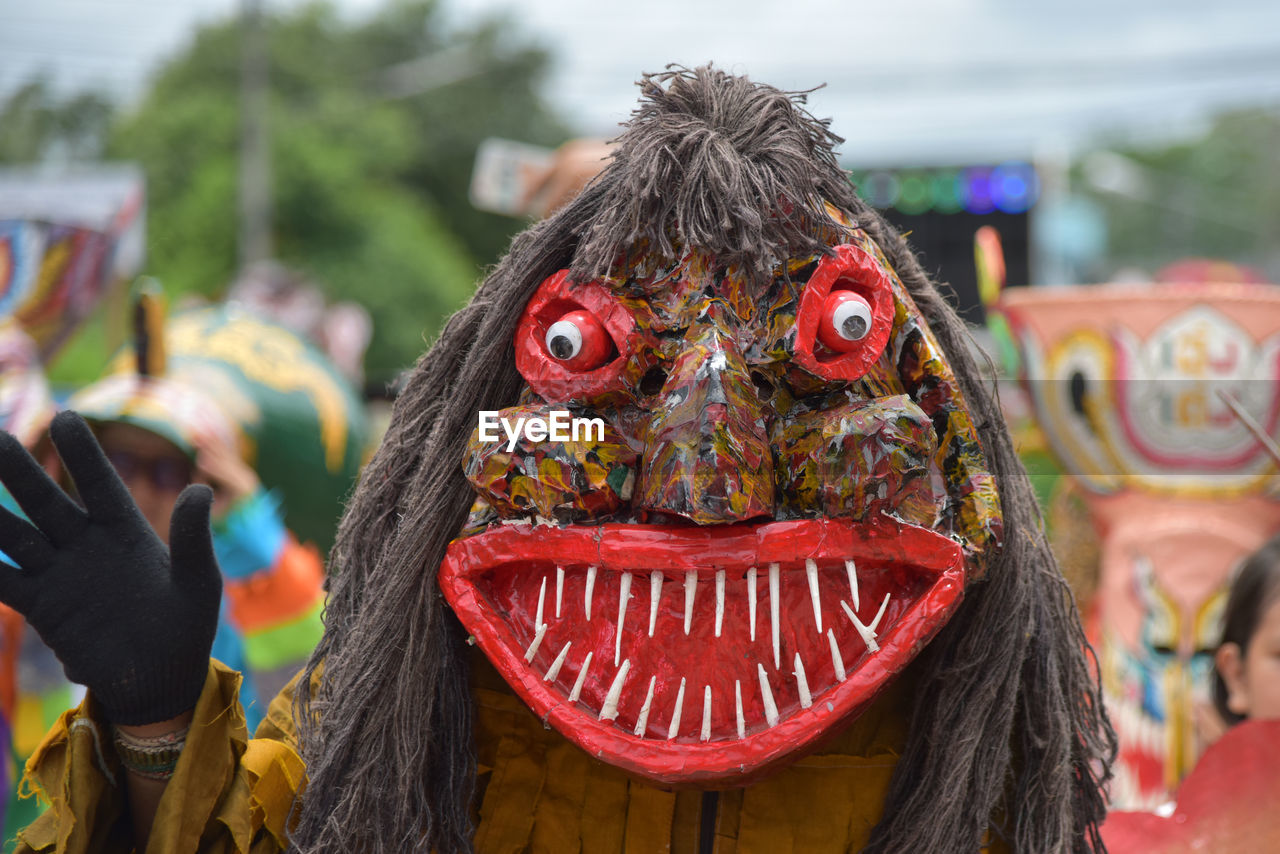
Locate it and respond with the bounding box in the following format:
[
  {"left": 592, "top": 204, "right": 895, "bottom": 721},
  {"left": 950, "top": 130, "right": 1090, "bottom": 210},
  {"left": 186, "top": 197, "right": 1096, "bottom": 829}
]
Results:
[{"left": 996, "top": 261, "right": 1280, "bottom": 811}]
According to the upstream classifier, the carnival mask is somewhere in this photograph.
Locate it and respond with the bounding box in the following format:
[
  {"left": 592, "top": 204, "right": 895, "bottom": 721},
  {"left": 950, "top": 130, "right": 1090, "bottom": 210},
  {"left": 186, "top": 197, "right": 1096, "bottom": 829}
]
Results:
[{"left": 437, "top": 220, "right": 1001, "bottom": 786}]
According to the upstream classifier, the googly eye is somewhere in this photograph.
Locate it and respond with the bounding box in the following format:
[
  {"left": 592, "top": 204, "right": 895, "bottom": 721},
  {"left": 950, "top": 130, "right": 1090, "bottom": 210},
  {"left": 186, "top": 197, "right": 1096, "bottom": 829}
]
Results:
[
  {"left": 544, "top": 309, "right": 612, "bottom": 371},
  {"left": 818, "top": 291, "right": 874, "bottom": 352},
  {"left": 546, "top": 319, "right": 583, "bottom": 360},
  {"left": 793, "top": 243, "right": 893, "bottom": 381}
]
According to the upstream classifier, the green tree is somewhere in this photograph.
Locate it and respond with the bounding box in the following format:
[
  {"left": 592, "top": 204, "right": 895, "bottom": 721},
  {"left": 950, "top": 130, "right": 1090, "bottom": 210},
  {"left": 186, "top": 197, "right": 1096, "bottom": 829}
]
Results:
[
  {"left": 103, "top": 0, "right": 569, "bottom": 384},
  {"left": 0, "top": 78, "right": 113, "bottom": 163},
  {"left": 1076, "top": 108, "right": 1280, "bottom": 281}
]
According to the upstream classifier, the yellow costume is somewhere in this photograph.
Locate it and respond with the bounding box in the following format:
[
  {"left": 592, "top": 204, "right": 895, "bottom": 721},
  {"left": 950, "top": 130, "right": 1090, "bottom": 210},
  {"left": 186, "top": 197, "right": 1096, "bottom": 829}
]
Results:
[{"left": 15, "top": 657, "right": 915, "bottom": 854}]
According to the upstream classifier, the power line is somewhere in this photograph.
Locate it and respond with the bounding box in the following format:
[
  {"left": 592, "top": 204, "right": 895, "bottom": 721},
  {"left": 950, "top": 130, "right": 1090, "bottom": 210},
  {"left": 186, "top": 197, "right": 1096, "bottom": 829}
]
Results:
[
  {"left": 0, "top": 46, "right": 160, "bottom": 64},
  {"left": 6, "top": 0, "right": 207, "bottom": 7}
]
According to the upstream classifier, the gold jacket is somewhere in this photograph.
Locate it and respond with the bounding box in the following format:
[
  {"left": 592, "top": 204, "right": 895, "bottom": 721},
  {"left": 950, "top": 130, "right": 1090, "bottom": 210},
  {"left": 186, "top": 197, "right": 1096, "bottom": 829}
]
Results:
[{"left": 15, "top": 657, "right": 912, "bottom": 853}]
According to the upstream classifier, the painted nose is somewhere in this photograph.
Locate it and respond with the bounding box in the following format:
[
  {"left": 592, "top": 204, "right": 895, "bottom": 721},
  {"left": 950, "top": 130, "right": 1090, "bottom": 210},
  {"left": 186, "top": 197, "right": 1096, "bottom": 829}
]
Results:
[{"left": 639, "top": 313, "right": 774, "bottom": 525}]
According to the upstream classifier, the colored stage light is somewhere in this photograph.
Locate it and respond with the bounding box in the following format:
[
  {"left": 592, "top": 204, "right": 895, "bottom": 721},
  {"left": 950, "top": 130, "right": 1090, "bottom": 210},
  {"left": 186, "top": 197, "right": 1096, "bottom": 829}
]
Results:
[
  {"left": 897, "top": 174, "right": 932, "bottom": 214},
  {"left": 864, "top": 171, "right": 901, "bottom": 208},
  {"left": 991, "top": 161, "right": 1040, "bottom": 213},
  {"left": 930, "top": 170, "right": 964, "bottom": 214},
  {"left": 846, "top": 163, "right": 1038, "bottom": 215},
  {"left": 962, "top": 167, "right": 996, "bottom": 214}
]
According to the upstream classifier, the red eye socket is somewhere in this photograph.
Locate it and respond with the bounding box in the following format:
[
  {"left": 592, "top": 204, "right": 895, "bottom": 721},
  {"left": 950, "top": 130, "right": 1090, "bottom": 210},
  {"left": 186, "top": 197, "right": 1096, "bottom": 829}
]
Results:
[
  {"left": 516, "top": 270, "right": 650, "bottom": 403},
  {"left": 794, "top": 243, "right": 894, "bottom": 381},
  {"left": 545, "top": 309, "right": 612, "bottom": 371}
]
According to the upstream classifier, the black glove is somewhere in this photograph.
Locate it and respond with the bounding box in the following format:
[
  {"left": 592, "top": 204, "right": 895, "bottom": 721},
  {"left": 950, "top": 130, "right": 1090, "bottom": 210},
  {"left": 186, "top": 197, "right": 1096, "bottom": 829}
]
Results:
[{"left": 0, "top": 411, "right": 222, "bottom": 725}]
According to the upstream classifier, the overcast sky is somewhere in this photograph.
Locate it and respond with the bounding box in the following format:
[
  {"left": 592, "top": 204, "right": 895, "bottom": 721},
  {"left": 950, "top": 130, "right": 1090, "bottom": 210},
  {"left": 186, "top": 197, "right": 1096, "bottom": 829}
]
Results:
[{"left": 4, "top": 0, "right": 1280, "bottom": 165}]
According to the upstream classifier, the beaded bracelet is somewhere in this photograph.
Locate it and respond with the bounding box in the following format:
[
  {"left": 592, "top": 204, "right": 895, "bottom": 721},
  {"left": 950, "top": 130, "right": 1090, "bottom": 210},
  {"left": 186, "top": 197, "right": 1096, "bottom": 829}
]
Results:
[{"left": 112, "top": 725, "right": 189, "bottom": 781}]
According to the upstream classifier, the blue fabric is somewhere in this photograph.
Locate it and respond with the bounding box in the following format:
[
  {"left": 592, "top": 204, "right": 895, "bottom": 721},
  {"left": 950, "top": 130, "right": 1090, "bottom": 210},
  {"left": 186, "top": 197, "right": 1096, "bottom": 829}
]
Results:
[
  {"left": 0, "top": 487, "right": 21, "bottom": 569},
  {"left": 210, "top": 607, "right": 262, "bottom": 732},
  {"left": 212, "top": 488, "right": 288, "bottom": 581},
  {"left": 208, "top": 488, "right": 291, "bottom": 733}
]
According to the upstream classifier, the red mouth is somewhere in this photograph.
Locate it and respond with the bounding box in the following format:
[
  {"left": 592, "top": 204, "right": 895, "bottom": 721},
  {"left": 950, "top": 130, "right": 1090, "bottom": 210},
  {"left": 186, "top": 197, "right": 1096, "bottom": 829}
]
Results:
[{"left": 439, "top": 518, "right": 965, "bottom": 785}]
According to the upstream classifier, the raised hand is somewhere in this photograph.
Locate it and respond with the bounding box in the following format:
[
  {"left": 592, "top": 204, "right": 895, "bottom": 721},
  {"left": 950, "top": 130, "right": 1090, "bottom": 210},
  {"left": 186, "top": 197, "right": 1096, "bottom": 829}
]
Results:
[{"left": 0, "top": 411, "right": 222, "bottom": 725}]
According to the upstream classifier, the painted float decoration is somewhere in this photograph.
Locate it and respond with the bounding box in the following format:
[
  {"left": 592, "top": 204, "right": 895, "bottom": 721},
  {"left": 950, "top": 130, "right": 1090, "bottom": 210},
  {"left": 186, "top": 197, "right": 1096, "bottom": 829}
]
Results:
[
  {"left": 0, "top": 221, "right": 118, "bottom": 360},
  {"left": 999, "top": 280, "right": 1280, "bottom": 809},
  {"left": 1103, "top": 719, "right": 1280, "bottom": 853},
  {"left": 73, "top": 302, "right": 369, "bottom": 554},
  {"left": 0, "top": 167, "right": 145, "bottom": 362}
]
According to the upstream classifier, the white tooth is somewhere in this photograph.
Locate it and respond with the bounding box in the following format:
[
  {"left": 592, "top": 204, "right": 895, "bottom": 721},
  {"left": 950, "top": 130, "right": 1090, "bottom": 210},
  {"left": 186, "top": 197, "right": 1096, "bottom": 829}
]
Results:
[
  {"left": 683, "top": 570, "right": 697, "bottom": 635},
  {"left": 634, "top": 676, "right": 657, "bottom": 736},
  {"left": 844, "top": 559, "right": 860, "bottom": 611},
  {"left": 556, "top": 566, "right": 564, "bottom": 618},
  {"left": 715, "top": 569, "right": 726, "bottom": 637},
  {"left": 805, "top": 558, "right": 823, "bottom": 634},
  {"left": 523, "top": 623, "right": 547, "bottom": 662},
  {"left": 757, "top": 663, "right": 779, "bottom": 727},
  {"left": 793, "top": 652, "right": 812, "bottom": 709},
  {"left": 841, "top": 600, "right": 879, "bottom": 653},
  {"left": 535, "top": 576, "right": 547, "bottom": 630},
  {"left": 735, "top": 680, "right": 745, "bottom": 738},
  {"left": 667, "top": 677, "right": 687, "bottom": 739},
  {"left": 568, "top": 651, "right": 593, "bottom": 702},
  {"left": 616, "top": 572, "right": 632, "bottom": 666},
  {"left": 747, "top": 566, "right": 758, "bottom": 642},
  {"left": 544, "top": 642, "right": 572, "bottom": 682},
  {"left": 585, "top": 565, "right": 597, "bottom": 621},
  {"left": 649, "top": 571, "right": 662, "bottom": 637},
  {"left": 826, "top": 629, "right": 846, "bottom": 681},
  {"left": 700, "top": 685, "right": 712, "bottom": 742},
  {"left": 869, "top": 592, "right": 890, "bottom": 634},
  {"left": 599, "top": 659, "right": 631, "bottom": 721},
  {"left": 769, "top": 562, "right": 781, "bottom": 669}
]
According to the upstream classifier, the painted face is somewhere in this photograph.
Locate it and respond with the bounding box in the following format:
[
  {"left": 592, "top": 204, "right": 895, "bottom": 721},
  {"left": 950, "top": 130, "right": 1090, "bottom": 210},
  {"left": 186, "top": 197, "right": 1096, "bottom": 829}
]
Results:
[{"left": 440, "top": 225, "right": 1001, "bottom": 785}]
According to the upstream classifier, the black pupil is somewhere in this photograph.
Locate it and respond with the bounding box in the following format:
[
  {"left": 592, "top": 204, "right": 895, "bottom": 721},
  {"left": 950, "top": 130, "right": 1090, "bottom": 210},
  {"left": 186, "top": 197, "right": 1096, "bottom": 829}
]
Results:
[
  {"left": 841, "top": 313, "right": 868, "bottom": 339},
  {"left": 549, "top": 334, "right": 576, "bottom": 359}
]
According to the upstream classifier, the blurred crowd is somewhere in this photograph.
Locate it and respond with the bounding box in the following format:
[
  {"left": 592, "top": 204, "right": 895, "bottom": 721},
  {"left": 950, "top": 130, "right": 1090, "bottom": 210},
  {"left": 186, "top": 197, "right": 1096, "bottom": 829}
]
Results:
[{"left": 0, "top": 250, "right": 375, "bottom": 840}]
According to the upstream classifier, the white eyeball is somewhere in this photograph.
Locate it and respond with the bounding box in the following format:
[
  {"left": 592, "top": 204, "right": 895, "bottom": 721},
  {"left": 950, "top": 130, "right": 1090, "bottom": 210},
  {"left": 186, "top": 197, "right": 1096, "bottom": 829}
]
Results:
[
  {"left": 831, "top": 296, "right": 872, "bottom": 341},
  {"left": 546, "top": 319, "right": 583, "bottom": 361}
]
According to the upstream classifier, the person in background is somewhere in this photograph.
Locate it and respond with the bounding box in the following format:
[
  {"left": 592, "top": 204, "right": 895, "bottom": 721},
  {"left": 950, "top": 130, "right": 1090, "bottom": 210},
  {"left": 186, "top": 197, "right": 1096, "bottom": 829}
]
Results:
[
  {"left": 1213, "top": 533, "right": 1280, "bottom": 725},
  {"left": 1102, "top": 533, "right": 1280, "bottom": 852},
  {"left": 518, "top": 138, "right": 611, "bottom": 218},
  {"left": 225, "top": 262, "right": 373, "bottom": 388},
  {"left": 68, "top": 375, "right": 327, "bottom": 727}
]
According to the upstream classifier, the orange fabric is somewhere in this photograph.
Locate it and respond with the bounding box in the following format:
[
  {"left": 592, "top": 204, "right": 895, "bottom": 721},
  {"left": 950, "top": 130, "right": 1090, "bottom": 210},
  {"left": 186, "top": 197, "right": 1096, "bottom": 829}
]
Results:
[
  {"left": 0, "top": 602, "right": 24, "bottom": 720},
  {"left": 223, "top": 538, "right": 324, "bottom": 633}
]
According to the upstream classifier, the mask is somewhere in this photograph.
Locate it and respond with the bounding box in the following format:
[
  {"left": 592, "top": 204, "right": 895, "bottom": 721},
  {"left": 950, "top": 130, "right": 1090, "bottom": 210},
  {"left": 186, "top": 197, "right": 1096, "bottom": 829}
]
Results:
[{"left": 441, "top": 224, "right": 1001, "bottom": 785}]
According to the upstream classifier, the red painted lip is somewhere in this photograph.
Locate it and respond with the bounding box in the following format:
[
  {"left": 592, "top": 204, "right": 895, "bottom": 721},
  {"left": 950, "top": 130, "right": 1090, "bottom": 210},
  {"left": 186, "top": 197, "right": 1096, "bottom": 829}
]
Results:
[{"left": 439, "top": 517, "right": 965, "bottom": 785}]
